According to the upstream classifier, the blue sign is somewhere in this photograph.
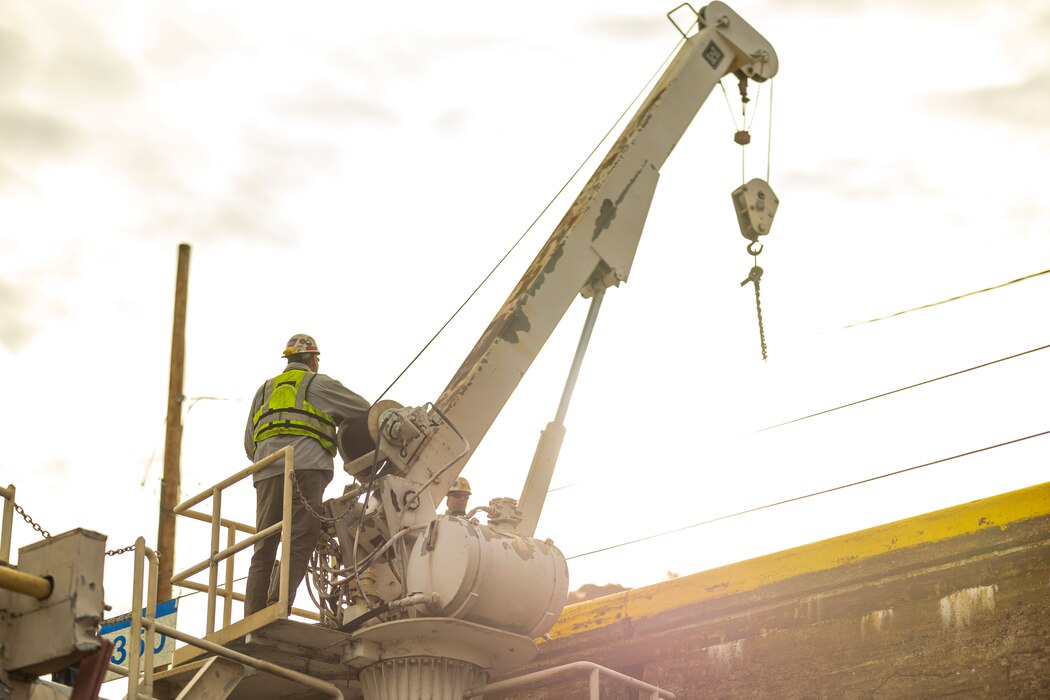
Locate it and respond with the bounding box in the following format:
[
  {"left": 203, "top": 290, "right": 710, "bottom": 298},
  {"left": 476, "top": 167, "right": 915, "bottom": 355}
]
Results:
[{"left": 101, "top": 598, "right": 178, "bottom": 679}]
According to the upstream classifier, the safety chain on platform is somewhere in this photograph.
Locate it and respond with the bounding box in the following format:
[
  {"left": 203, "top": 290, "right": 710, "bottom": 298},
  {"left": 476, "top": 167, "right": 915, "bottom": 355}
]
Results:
[
  {"left": 290, "top": 469, "right": 360, "bottom": 525},
  {"left": 13, "top": 502, "right": 51, "bottom": 539},
  {"left": 14, "top": 501, "right": 145, "bottom": 557}
]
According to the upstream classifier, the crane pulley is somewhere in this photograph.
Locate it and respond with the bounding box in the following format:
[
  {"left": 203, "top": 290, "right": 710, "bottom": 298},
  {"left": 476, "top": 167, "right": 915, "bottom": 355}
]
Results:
[
  {"left": 723, "top": 54, "right": 778, "bottom": 359},
  {"left": 733, "top": 177, "right": 779, "bottom": 359}
]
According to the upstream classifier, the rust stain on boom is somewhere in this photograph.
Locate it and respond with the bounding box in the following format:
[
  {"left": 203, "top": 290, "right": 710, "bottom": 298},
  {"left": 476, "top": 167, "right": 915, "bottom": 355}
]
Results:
[{"left": 439, "top": 88, "right": 667, "bottom": 410}]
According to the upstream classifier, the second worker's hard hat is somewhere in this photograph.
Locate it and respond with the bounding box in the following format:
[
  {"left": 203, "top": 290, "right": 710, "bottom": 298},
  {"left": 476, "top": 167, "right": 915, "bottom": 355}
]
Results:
[
  {"left": 283, "top": 333, "right": 320, "bottom": 358},
  {"left": 449, "top": 477, "right": 471, "bottom": 495}
]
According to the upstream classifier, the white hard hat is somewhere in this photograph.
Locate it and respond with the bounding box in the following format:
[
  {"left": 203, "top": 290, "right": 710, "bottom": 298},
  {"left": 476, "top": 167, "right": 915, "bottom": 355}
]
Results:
[{"left": 283, "top": 333, "right": 320, "bottom": 358}]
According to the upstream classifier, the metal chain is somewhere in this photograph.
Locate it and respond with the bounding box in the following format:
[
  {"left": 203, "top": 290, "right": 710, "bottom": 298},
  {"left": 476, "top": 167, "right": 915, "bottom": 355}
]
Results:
[
  {"left": 290, "top": 470, "right": 357, "bottom": 524},
  {"left": 740, "top": 249, "right": 768, "bottom": 361},
  {"left": 752, "top": 268, "right": 768, "bottom": 361},
  {"left": 15, "top": 502, "right": 145, "bottom": 557},
  {"left": 13, "top": 503, "right": 51, "bottom": 539}
]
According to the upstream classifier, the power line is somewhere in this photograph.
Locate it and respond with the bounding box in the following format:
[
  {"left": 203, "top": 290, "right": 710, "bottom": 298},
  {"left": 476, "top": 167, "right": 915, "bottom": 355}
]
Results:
[
  {"left": 845, "top": 267, "right": 1050, "bottom": 328},
  {"left": 754, "top": 342, "right": 1050, "bottom": 434},
  {"left": 545, "top": 343, "right": 1050, "bottom": 500},
  {"left": 566, "top": 427, "right": 1050, "bottom": 560}
]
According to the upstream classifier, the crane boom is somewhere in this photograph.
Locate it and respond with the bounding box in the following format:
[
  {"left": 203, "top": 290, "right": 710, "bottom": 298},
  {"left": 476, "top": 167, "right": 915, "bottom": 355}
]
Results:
[
  {"left": 319, "top": 6, "right": 779, "bottom": 696},
  {"left": 388, "top": 2, "right": 778, "bottom": 509}
]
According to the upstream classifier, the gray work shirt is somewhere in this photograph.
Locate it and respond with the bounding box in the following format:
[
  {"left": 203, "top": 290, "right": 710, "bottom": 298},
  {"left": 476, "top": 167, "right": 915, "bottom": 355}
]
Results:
[{"left": 244, "top": 362, "right": 371, "bottom": 482}]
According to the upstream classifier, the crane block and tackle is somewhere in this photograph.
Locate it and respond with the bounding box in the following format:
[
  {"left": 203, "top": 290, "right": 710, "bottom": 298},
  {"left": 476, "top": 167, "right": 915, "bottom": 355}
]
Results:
[{"left": 317, "top": 3, "right": 779, "bottom": 697}]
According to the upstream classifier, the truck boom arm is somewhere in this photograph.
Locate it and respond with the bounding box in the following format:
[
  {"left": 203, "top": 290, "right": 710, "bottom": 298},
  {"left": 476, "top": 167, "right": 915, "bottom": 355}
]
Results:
[{"left": 370, "top": 2, "right": 777, "bottom": 519}]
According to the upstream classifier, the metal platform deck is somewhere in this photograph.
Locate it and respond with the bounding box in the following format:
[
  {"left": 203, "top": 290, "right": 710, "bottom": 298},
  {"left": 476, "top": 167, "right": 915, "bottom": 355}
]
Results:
[{"left": 152, "top": 618, "right": 359, "bottom": 700}]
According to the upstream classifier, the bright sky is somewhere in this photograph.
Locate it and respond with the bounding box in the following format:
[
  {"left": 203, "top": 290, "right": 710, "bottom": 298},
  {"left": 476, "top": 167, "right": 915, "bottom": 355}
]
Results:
[{"left": 2, "top": 0, "right": 1049, "bottom": 628}]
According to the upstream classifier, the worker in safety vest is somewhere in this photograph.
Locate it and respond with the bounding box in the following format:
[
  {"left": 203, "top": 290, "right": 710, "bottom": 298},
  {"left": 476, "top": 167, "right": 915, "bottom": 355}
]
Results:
[{"left": 243, "top": 333, "right": 370, "bottom": 616}]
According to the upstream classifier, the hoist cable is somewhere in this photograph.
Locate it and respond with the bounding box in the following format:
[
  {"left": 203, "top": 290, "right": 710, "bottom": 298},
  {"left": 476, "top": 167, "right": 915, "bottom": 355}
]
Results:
[
  {"left": 845, "top": 267, "right": 1050, "bottom": 328},
  {"left": 374, "top": 36, "right": 688, "bottom": 403},
  {"left": 753, "top": 342, "right": 1050, "bottom": 434},
  {"left": 566, "top": 427, "right": 1050, "bottom": 560},
  {"left": 717, "top": 80, "right": 741, "bottom": 132},
  {"left": 745, "top": 83, "right": 762, "bottom": 130},
  {"left": 766, "top": 79, "right": 773, "bottom": 184}
]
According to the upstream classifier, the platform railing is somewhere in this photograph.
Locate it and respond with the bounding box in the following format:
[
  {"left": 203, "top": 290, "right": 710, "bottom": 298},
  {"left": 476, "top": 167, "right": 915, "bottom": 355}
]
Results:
[
  {"left": 126, "top": 538, "right": 160, "bottom": 700},
  {"left": 467, "top": 661, "right": 675, "bottom": 699},
  {"left": 1, "top": 483, "right": 16, "bottom": 562},
  {"left": 126, "top": 535, "right": 342, "bottom": 700},
  {"left": 0, "top": 484, "right": 53, "bottom": 600},
  {"left": 0, "top": 485, "right": 52, "bottom": 601},
  {"left": 170, "top": 446, "right": 320, "bottom": 643}
]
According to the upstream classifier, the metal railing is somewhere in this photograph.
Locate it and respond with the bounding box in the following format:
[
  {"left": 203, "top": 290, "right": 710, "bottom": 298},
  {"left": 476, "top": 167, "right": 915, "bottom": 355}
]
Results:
[
  {"left": 0, "top": 483, "right": 53, "bottom": 599},
  {"left": 125, "top": 535, "right": 342, "bottom": 700},
  {"left": 171, "top": 446, "right": 319, "bottom": 635},
  {"left": 127, "top": 538, "right": 160, "bottom": 700},
  {"left": 1, "top": 483, "right": 16, "bottom": 562},
  {"left": 467, "top": 661, "right": 676, "bottom": 699}
]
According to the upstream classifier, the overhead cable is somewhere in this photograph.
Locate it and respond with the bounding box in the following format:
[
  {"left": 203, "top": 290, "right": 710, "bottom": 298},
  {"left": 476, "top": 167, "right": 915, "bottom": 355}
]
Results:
[
  {"left": 754, "top": 342, "right": 1050, "bottom": 433},
  {"left": 566, "top": 427, "right": 1050, "bottom": 560},
  {"left": 845, "top": 267, "right": 1050, "bottom": 328}
]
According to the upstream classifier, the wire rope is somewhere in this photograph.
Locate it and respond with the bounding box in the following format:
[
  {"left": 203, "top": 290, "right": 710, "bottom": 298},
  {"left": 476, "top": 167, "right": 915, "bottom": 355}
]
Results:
[
  {"left": 766, "top": 79, "right": 773, "bottom": 184},
  {"left": 845, "top": 267, "right": 1050, "bottom": 328},
  {"left": 754, "top": 341, "right": 1050, "bottom": 433},
  {"left": 567, "top": 427, "right": 1050, "bottom": 560},
  {"left": 373, "top": 36, "right": 688, "bottom": 403}
]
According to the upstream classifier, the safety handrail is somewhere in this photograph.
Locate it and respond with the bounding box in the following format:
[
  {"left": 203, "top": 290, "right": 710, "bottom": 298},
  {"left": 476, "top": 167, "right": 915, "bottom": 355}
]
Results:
[
  {"left": 127, "top": 534, "right": 342, "bottom": 700},
  {"left": 170, "top": 446, "right": 320, "bottom": 635},
  {"left": 127, "top": 537, "right": 160, "bottom": 700},
  {"left": 467, "top": 660, "right": 676, "bottom": 699},
  {"left": 1, "top": 483, "right": 15, "bottom": 562},
  {"left": 0, "top": 484, "right": 53, "bottom": 599}
]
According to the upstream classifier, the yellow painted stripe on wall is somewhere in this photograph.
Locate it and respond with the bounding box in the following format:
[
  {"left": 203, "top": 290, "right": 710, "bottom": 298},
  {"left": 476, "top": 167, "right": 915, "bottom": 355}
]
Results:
[{"left": 550, "top": 481, "right": 1050, "bottom": 639}]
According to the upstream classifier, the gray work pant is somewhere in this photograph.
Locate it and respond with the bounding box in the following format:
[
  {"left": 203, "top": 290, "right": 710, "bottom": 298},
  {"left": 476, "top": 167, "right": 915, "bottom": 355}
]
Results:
[{"left": 244, "top": 469, "right": 332, "bottom": 616}]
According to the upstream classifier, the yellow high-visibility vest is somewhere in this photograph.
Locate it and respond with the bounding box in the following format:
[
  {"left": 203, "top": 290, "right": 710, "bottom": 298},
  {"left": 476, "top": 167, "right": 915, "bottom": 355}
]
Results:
[{"left": 252, "top": 369, "right": 337, "bottom": 455}]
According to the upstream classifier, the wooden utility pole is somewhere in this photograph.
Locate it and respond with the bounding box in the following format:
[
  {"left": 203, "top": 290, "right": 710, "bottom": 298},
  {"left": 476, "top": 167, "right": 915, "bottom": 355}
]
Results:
[{"left": 157, "top": 243, "right": 190, "bottom": 602}]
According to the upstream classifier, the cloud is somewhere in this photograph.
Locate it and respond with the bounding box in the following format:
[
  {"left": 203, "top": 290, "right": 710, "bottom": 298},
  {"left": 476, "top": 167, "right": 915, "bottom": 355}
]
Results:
[
  {"left": 129, "top": 127, "right": 340, "bottom": 245},
  {"left": 434, "top": 109, "right": 469, "bottom": 135},
  {"left": 939, "top": 71, "right": 1050, "bottom": 128},
  {"left": 0, "top": 26, "right": 30, "bottom": 89},
  {"left": 591, "top": 13, "right": 668, "bottom": 41},
  {"left": 276, "top": 86, "right": 401, "bottom": 126},
  {"left": 41, "top": 46, "right": 139, "bottom": 102},
  {"left": 142, "top": 6, "right": 241, "bottom": 74},
  {"left": 0, "top": 160, "right": 35, "bottom": 189},
  {"left": 0, "top": 1, "right": 142, "bottom": 190},
  {"left": 0, "top": 104, "right": 82, "bottom": 158},
  {"left": 0, "top": 278, "right": 34, "bottom": 352},
  {"left": 781, "top": 159, "right": 939, "bottom": 201},
  {"left": 1, "top": 1, "right": 140, "bottom": 104}
]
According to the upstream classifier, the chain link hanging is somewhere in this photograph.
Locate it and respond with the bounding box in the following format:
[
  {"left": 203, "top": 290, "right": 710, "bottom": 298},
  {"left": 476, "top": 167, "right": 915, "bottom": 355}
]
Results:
[
  {"left": 740, "top": 246, "right": 768, "bottom": 361},
  {"left": 290, "top": 469, "right": 360, "bottom": 524},
  {"left": 13, "top": 501, "right": 141, "bottom": 557},
  {"left": 13, "top": 502, "right": 51, "bottom": 539}
]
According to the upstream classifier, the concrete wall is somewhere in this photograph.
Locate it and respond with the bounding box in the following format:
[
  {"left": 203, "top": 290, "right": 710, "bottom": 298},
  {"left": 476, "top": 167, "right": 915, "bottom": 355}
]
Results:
[{"left": 493, "top": 482, "right": 1050, "bottom": 699}]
